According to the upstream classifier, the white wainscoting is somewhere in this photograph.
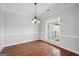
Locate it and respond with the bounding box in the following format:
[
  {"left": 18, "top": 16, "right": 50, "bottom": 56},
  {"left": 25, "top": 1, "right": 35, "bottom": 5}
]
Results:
[
  {"left": 61, "top": 35, "right": 79, "bottom": 52},
  {"left": 40, "top": 32, "right": 79, "bottom": 54},
  {"left": 3, "top": 33, "right": 39, "bottom": 48}
]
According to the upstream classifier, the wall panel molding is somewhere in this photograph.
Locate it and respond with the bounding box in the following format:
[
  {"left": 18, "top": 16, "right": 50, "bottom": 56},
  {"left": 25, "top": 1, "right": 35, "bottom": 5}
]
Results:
[
  {"left": 61, "top": 34, "right": 79, "bottom": 39},
  {"left": 3, "top": 33, "right": 39, "bottom": 47}
]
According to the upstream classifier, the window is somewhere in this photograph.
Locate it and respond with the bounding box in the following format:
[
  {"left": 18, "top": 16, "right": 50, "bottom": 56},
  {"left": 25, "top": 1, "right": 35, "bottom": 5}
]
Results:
[{"left": 45, "top": 17, "right": 61, "bottom": 43}]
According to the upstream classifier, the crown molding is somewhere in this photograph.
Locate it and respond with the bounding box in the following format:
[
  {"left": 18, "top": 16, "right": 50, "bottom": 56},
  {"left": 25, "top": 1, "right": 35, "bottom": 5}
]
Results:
[
  {"left": 1, "top": 5, "right": 32, "bottom": 18},
  {"left": 41, "top": 4, "right": 78, "bottom": 19}
]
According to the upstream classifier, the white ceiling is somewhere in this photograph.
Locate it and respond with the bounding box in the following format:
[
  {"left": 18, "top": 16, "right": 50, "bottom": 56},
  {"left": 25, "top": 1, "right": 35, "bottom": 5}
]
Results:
[{"left": 2, "top": 3, "right": 77, "bottom": 19}]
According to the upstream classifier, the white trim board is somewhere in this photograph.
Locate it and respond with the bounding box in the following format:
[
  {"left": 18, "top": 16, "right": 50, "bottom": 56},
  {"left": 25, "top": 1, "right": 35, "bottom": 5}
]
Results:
[
  {"left": 3, "top": 39, "right": 38, "bottom": 48},
  {"left": 4, "top": 33, "right": 39, "bottom": 36},
  {"left": 0, "top": 46, "right": 4, "bottom": 52},
  {"left": 61, "top": 35, "right": 79, "bottom": 39},
  {"left": 40, "top": 32, "right": 79, "bottom": 39},
  {"left": 3, "top": 34, "right": 39, "bottom": 47}
]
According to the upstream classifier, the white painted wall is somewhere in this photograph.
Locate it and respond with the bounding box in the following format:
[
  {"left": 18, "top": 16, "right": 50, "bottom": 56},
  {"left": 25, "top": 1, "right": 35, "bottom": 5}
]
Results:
[{"left": 40, "top": 4, "right": 79, "bottom": 52}]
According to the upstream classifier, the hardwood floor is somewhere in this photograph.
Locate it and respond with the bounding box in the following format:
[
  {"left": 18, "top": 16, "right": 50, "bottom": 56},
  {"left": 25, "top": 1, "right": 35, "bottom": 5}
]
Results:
[{"left": 0, "top": 40, "right": 79, "bottom": 56}]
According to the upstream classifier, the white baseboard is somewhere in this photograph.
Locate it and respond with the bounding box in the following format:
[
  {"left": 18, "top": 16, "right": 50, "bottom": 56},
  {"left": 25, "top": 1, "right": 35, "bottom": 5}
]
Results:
[
  {"left": 41, "top": 39, "right": 79, "bottom": 55},
  {"left": 3, "top": 33, "right": 39, "bottom": 47},
  {"left": 0, "top": 46, "right": 4, "bottom": 52},
  {"left": 3, "top": 39, "right": 38, "bottom": 48}
]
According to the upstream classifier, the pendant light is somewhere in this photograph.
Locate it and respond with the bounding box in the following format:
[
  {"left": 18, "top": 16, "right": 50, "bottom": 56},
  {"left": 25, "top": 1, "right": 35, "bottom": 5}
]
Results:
[{"left": 32, "top": 3, "right": 40, "bottom": 24}]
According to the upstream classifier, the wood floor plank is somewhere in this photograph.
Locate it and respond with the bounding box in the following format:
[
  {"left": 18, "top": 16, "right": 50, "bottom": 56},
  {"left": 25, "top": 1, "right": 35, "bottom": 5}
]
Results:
[{"left": 0, "top": 40, "right": 79, "bottom": 56}]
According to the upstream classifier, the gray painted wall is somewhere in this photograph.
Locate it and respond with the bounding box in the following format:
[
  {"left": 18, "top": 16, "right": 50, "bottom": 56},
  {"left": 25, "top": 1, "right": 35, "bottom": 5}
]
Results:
[
  {"left": 3, "top": 10, "right": 39, "bottom": 47},
  {"left": 0, "top": 4, "right": 39, "bottom": 48},
  {"left": 0, "top": 4, "right": 4, "bottom": 50},
  {"left": 40, "top": 4, "right": 79, "bottom": 52},
  {"left": 0, "top": 4, "right": 2, "bottom": 49}
]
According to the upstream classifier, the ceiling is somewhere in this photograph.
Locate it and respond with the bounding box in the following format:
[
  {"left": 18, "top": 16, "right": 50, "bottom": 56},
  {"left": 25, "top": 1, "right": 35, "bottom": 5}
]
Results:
[{"left": 1, "top": 3, "right": 77, "bottom": 19}]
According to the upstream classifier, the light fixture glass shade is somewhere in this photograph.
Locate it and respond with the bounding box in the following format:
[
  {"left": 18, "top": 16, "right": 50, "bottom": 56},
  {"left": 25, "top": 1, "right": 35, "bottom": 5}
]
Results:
[
  {"left": 37, "top": 21, "right": 40, "bottom": 24},
  {"left": 32, "top": 16, "right": 40, "bottom": 24},
  {"left": 34, "top": 18, "right": 37, "bottom": 22},
  {"left": 32, "top": 19, "right": 40, "bottom": 24},
  {"left": 32, "top": 20, "right": 35, "bottom": 23}
]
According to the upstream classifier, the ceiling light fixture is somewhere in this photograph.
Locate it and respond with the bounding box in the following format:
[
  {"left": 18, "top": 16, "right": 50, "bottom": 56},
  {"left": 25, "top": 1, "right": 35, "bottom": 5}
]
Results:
[{"left": 32, "top": 3, "right": 40, "bottom": 24}]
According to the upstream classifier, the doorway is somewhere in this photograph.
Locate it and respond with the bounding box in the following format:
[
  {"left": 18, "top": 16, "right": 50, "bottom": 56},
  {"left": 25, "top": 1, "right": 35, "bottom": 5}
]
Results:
[{"left": 45, "top": 17, "right": 61, "bottom": 44}]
